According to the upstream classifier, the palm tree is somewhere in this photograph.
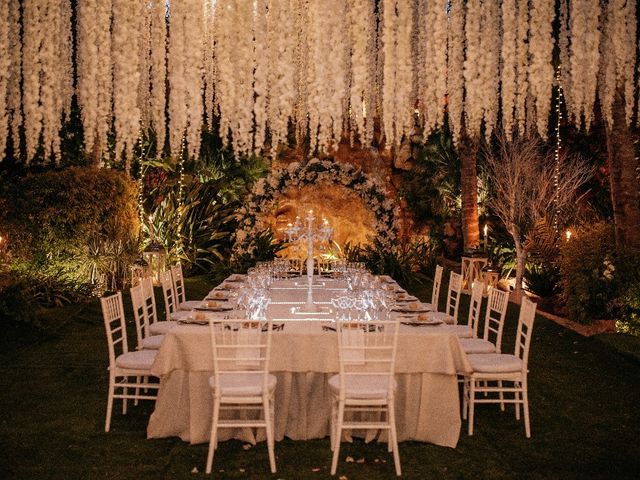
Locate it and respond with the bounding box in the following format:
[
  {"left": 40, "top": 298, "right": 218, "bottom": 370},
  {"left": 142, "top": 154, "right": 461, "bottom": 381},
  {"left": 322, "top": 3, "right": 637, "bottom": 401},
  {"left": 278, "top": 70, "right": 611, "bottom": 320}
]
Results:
[
  {"left": 605, "top": 89, "right": 640, "bottom": 253},
  {"left": 459, "top": 130, "right": 480, "bottom": 251}
]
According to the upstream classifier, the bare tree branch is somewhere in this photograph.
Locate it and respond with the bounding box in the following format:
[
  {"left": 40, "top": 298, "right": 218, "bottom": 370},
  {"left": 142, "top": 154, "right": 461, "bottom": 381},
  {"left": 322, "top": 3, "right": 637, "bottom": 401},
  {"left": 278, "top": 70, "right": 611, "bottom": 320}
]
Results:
[{"left": 483, "top": 134, "right": 592, "bottom": 296}]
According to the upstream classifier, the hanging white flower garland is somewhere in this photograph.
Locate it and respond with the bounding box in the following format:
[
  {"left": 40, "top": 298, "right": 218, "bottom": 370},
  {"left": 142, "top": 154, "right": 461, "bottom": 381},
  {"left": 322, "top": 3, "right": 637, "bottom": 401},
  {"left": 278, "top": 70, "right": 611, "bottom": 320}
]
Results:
[
  {"left": 0, "top": 6, "right": 10, "bottom": 160},
  {"left": 5, "top": 0, "right": 640, "bottom": 163},
  {"left": 529, "top": 0, "right": 555, "bottom": 139},
  {"left": 232, "top": 159, "right": 400, "bottom": 257},
  {"left": 150, "top": 0, "right": 167, "bottom": 156},
  {"left": 447, "top": 0, "right": 465, "bottom": 143},
  {"left": 568, "top": 0, "right": 601, "bottom": 130},
  {"left": 113, "top": 0, "right": 142, "bottom": 170}
]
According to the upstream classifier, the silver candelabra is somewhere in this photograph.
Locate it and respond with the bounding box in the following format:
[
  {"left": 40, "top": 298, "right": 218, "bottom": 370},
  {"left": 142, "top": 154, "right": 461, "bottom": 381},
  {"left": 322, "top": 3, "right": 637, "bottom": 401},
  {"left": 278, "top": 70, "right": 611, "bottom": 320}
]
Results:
[{"left": 285, "top": 210, "right": 333, "bottom": 313}]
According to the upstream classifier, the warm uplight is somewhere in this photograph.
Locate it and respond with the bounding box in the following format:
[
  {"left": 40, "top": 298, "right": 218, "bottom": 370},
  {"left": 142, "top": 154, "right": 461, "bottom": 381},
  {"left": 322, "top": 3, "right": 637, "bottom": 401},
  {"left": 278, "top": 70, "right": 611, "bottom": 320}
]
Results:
[{"left": 565, "top": 230, "right": 572, "bottom": 241}]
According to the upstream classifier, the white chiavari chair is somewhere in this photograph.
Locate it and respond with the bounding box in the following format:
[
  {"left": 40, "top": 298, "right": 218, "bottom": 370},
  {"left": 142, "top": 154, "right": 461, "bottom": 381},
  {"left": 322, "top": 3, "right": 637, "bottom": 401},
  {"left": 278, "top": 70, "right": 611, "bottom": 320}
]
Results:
[
  {"left": 101, "top": 292, "right": 158, "bottom": 432},
  {"left": 463, "top": 297, "right": 537, "bottom": 437},
  {"left": 160, "top": 270, "right": 192, "bottom": 322},
  {"left": 205, "top": 317, "right": 277, "bottom": 474},
  {"left": 142, "top": 277, "right": 175, "bottom": 335},
  {"left": 130, "top": 283, "right": 164, "bottom": 350},
  {"left": 329, "top": 315, "right": 401, "bottom": 476},
  {"left": 428, "top": 271, "right": 463, "bottom": 325},
  {"left": 171, "top": 263, "right": 201, "bottom": 311},
  {"left": 459, "top": 287, "right": 510, "bottom": 354},
  {"left": 424, "top": 265, "right": 443, "bottom": 311}
]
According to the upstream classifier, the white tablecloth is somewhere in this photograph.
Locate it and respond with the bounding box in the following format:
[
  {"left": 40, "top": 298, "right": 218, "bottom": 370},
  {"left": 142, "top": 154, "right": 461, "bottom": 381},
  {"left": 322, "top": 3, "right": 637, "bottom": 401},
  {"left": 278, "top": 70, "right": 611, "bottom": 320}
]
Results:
[{"left": 147, "top": 278, "right": 472, "bottom": 447}]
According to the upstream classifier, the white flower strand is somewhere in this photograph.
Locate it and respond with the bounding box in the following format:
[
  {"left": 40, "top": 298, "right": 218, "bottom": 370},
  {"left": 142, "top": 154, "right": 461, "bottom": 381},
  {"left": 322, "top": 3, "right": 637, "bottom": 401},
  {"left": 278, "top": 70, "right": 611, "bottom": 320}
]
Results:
[
  {"left": 420, "top": 0, "right": 447, "bottom": 135},
  {"left": 381, "top": 0, "right": 398, "bottom": 148},
  {"left": 479, "top": 0, "right": 500, "bottom": 141},
  {"left": 515, "top": 0, "right": 530, "bottom": 135},
  {"left": 95, "top": 0, "right": 113, "bottom": 164},
  {"left": 22, "top": 0, "right": 44, "bottom": 162},
  {"left": 6, "top": 0, "right": 21, "bottom": 154},
  {"left": 113, "top": 0, "right": 142, "bottom": 169},
  {"left": 183, "top": 0, "right": 205, "bottom": 160},
  {"left": 168, "top": 0, "right": 187, "bottom": 157},
  {"left": 568, "top": 0, "right": 601, "bottom": 130},
  {"left": 150, "top": 0, "right": 167, "bottom": 156},
  {"left": 0, "top": 6, "right": 9, "bottom": 161},
  {"left": 501, "top": 0, "right": 517, "bottom": 137},
  {"left": 348, "top": 0, "right": 375, "bottom": 146},
  {"left": 463, "top": 0, "right": 482, "bottom": 138},
  {"left": 447, "top": 0, "right": 465, "bottom": 144},
  {"left": 529, "top": 0, "right": 555, "bottom": 139}
]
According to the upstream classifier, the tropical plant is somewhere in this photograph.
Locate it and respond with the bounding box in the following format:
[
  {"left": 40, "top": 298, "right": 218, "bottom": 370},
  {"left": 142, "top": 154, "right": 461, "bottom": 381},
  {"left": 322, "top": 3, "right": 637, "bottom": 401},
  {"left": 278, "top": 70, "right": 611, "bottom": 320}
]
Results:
[
  {"left": 401, "top": 128, "right": 461, "bottom": 226},
  {"left": 524, "top": 261, "right": 561, "bottom": 298},
  {"left": 344, "top": 238, "right": 439, "bottom": 289},
  {"left": 232, "top": 229, "right": 286, "bottom": 273}
]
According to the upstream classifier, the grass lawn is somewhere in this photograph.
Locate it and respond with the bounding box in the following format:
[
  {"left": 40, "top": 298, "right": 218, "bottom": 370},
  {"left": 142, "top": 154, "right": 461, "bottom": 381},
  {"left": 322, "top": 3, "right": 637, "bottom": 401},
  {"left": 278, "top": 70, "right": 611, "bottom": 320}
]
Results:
[{"left": 1, "top": 275, "right": 639, "bottom": 479}]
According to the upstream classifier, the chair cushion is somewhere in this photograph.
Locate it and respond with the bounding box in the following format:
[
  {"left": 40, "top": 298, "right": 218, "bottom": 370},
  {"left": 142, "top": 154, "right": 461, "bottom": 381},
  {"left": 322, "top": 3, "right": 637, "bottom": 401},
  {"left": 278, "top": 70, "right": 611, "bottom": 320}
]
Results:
[
  {"left": 170, "top": 310, "right": 193, "bottom": 322},
  {"left": 428, "top": 311, "right": 456, "bottom": 325},
  {"left": 115, "top": 350, "right": 157, "bottom": 371},
  {"left": 141, "top": 335, "right": 165, "bottom": 350},
  {"left": 468, "top": 353, "right": 523, "bottom": 373},
  {"left": 460, "top": 338, "right": 496, "bottom": 354},
  {"left": 435, "top": 325, "right": 473, "bottom": 338},
  {"left": 209, "top": 373, "right": 277, "bottom": 397},
  {"left": 328, "top": 374, "right": 397, "bottom": 400},
  {"left": 149, "top": 321, "right": 177, "bottom": 335},
  {"left": 179, "top": 300, "right": 201, "bottom": 311}
]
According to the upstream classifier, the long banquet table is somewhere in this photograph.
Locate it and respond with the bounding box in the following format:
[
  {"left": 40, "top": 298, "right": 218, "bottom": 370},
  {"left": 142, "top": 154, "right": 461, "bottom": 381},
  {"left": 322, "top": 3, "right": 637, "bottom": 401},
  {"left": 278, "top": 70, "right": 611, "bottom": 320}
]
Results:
[{"left": 147, "top": 276, "right": 472, "bottom": 448}]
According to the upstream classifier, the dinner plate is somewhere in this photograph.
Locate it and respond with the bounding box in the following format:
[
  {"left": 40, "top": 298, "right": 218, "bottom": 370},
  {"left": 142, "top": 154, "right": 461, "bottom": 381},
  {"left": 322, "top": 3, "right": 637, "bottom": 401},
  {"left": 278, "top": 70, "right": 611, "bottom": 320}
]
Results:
[
  {"left": 392, "top": 306, "right": 431, "bottom": 314},
  {"left": 194, "top": 304, "right": 234, "bottom": 312}
]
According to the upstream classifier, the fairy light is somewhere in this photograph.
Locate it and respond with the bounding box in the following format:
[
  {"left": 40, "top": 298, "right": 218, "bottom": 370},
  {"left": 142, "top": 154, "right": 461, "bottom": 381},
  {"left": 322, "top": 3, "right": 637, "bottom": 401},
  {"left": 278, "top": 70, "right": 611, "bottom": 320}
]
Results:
[
  {"left": 553, "top": 63, "right": 564, "bottom": 241},
  {"left": 137, "top": 130, "right": 146, "bottom": 229},
  {"left": 176, "top": 133, "right": 187, "bottom": 254}
]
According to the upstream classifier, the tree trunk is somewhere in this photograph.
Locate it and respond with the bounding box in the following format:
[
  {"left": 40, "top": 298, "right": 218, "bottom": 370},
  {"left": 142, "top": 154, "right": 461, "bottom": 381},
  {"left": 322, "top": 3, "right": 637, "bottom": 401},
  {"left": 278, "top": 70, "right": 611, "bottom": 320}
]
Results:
[
  {"left": 513, "top": 235, "right": 526, "bottom": 299},
  {"left": 606, "top": 88, "right": 640, "bottom": 252},
  {"left": 459, "top": 132, "right": 480, "bottom": 251}
]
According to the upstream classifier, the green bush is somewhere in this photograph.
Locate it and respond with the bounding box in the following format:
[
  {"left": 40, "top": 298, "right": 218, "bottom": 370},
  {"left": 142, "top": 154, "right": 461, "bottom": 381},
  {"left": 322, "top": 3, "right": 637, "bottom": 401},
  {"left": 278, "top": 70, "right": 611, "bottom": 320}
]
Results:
[
  {"left": 524, "top": 261, "right": 561, "bottom": 298},
  {"left": 344, "top": 238, "right": 439, "bottom": 289},
  {"left": 616, "top": 282, "right": 640, "bottom": 336},
  {"left": 558, "top": 222, "right": 617, "bottom": 323},
  {"left": 0, "top": 167, "right": 140, "bottom": 291}
]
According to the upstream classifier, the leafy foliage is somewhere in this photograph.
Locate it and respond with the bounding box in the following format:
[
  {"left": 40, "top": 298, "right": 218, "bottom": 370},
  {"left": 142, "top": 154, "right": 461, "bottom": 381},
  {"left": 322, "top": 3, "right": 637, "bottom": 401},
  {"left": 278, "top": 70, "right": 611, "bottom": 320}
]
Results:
[
  {"left": 141, "top": 150, "right": 271, "bottom": 273},
  {"left": 344, "top": 238, "right": 439, "bottom": 289},
  {"left": 0, "top": 167, "right": 140, "bottom": 293},
  {"left": 558, "top": 222, "right": 617, "bottom": 323},
  {"left": 524, "top": 261, "right": 561, "bottom": 298},
  {"left": 401, "top": 129, "right": 461, "bottom": 225},
  {"left": 232, "top": 229, "right": 286, "bottom": 273}
]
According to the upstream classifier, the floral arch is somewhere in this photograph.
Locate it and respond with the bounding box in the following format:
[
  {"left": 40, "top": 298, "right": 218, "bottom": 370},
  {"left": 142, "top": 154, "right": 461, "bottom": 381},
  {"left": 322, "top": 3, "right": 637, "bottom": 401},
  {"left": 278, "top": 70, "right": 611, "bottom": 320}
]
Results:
[{"left": 233, "top": 159, "right": 400, "bottom": 256}]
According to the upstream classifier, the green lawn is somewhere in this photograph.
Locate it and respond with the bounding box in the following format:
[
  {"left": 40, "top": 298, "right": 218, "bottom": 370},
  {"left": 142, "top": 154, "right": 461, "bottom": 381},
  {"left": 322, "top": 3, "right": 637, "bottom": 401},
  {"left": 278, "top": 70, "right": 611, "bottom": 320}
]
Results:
[{"left": 1, "top": 276, "right": 639, "bottom": 479}]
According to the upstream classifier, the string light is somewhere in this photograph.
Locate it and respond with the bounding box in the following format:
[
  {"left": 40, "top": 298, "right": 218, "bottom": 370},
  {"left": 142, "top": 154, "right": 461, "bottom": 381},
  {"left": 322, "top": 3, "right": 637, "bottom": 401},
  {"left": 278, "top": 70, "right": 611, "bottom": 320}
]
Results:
[
  {"left": 553, "top": 63, "right": 564, "bottom": 241},
  {"left": 137, "top": 129, "right": 146, "bottom": 229},
  {"left": 176, "top": 133, "right": 187, "bottom": 254}
]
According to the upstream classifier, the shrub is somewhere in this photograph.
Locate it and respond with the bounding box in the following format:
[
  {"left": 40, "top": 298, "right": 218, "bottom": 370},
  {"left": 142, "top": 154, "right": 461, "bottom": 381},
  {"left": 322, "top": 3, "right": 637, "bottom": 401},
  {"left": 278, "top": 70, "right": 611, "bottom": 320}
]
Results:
[
  {"left": 524, "top": 261, "right": 561, "bottom": 298},
  {"left": 344, "top": 238, "right": 439, "bottom": 289},
  {"left": 0, "top": 167, "right": 140, "bottom": 290},
  {"left": 558, "top": 222, "right": 617, "bottom": 323},
  {"left": 616, "top": 282, "right": 640, "bottom": 336}
]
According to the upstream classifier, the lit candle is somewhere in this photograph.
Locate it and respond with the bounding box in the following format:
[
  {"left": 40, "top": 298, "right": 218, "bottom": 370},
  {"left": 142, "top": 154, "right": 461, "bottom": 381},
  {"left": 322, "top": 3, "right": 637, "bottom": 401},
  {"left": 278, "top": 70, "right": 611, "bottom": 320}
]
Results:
[
  {"left": 483, "top": 224, "right": 489, "bottom": 251},
  {"left": 565, "top": 230, "right": 572, "bottom": 241}
]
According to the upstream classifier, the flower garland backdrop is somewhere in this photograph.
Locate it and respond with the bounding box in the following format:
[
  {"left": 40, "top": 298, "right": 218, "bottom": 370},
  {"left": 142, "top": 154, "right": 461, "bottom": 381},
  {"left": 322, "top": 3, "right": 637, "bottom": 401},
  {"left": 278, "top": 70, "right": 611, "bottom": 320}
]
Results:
[{"left": 233, "top": 159, "right": 400, "bottom": 257}]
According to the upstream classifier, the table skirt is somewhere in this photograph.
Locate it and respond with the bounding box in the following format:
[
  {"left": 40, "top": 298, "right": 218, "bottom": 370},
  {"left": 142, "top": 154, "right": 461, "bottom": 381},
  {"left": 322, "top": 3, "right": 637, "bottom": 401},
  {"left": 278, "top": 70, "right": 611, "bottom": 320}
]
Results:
[{"left": 147, "top": 369, "right": 461, "bottom": 448}]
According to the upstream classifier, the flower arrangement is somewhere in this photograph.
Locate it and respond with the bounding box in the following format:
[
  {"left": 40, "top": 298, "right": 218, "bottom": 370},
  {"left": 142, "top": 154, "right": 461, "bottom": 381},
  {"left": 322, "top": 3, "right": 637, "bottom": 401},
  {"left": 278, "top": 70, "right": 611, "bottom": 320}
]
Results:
[{"left": 232, "top": 159, "right": 400, "bottom": 257}]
